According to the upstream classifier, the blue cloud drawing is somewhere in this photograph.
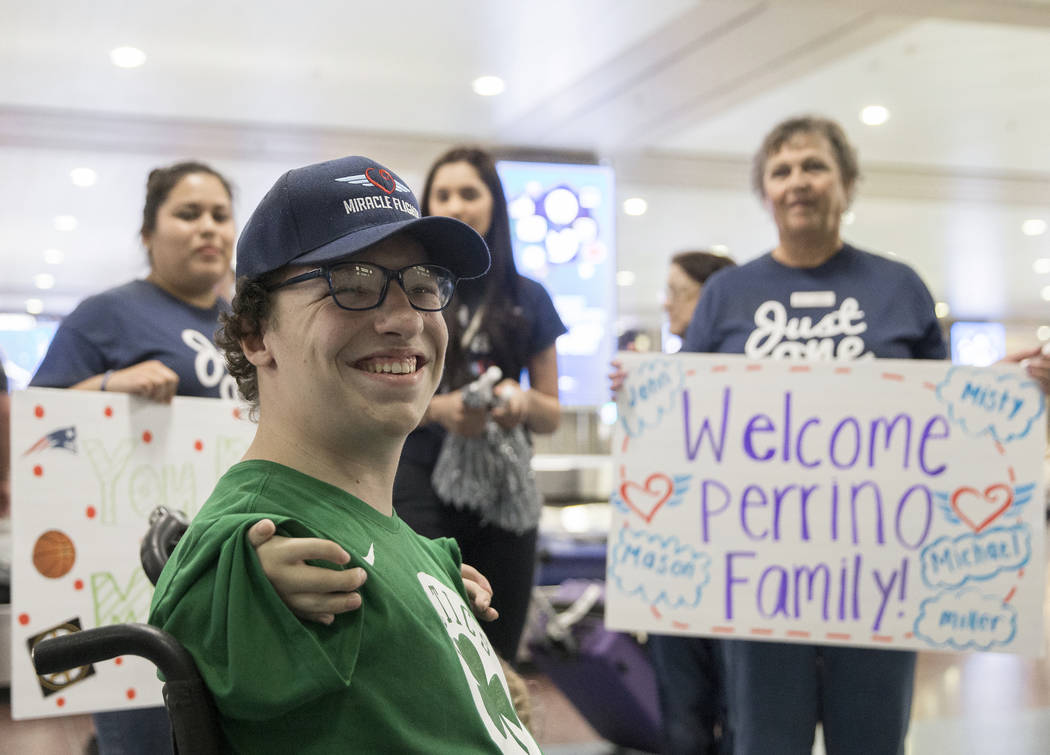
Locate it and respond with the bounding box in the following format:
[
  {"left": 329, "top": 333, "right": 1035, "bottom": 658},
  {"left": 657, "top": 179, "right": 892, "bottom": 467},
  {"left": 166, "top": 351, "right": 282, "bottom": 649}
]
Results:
[
  {"left": 618, "top": 359, "right": 685, "bottom": 439},
  {"left": 935, "top": 367, "right": 1045, "bottom": 444},
  {"left": 607, "top": 526, "right": 710, "bottom": 608},
  {"left": 913, "top": 589, "right": 1016, "bottom": 651},
  {"left": 919, "top": 524, "right": 1030, "bottom": 589}
]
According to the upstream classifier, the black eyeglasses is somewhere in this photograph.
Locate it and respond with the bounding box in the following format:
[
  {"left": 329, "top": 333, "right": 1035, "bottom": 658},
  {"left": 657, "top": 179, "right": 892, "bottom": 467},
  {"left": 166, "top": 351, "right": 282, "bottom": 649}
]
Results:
[{"left": 267, "top": 261, "right": 458, "bottom": 312}]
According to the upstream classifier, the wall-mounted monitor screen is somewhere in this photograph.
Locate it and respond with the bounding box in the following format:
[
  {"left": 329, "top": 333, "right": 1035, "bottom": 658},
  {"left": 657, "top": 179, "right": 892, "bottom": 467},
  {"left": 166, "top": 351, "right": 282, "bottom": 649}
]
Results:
[
  {"left": 496, "top": 160, "right": 615, "bottom": 407},
  {"left": 0, "top": 317, "right": 58, "bottom": 390}
]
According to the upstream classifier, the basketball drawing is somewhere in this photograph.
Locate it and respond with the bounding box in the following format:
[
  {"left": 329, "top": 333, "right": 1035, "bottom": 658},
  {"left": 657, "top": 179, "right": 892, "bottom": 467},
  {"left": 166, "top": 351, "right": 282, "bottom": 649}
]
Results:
[{"left": 32, "top": 529, "right": 76, "bottom": 579}]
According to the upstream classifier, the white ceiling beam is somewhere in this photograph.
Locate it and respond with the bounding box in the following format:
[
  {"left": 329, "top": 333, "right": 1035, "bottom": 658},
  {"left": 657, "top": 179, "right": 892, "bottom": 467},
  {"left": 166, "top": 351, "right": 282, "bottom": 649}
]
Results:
[
  {"left": 613, "top": 150, "right": 1050, "bottom": 205},
  {"left": 877, "top": 0, "right": 1050, "bottom": 27},
  {"left": 498, "top": 3, "right": 914, "bottom": 151},
  {"left": 5, "top": 104, "right": 1047, "bottom": 206}
]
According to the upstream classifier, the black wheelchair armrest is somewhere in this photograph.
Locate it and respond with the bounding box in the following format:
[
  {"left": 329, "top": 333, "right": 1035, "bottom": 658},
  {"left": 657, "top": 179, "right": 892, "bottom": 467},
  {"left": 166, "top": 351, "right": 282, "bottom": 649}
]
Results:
[
  {"left": 33, "top": 623, "right": 195, "bottom": 680},
  {"left": 32, "top": 623, "right": 224, "bottom": 754}
]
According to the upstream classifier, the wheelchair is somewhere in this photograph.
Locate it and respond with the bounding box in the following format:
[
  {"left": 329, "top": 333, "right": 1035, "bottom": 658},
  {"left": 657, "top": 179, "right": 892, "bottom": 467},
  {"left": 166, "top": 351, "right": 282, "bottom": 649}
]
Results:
[{"left": 30, "top": 506, "right": 224, "bottom": 754}]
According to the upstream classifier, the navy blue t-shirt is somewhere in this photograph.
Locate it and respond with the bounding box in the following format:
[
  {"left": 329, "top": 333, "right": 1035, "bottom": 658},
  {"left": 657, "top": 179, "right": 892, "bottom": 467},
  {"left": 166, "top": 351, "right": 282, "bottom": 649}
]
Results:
[
  {"left": 401, "top": 275, "right": 567, "bottom": 466},
  {"left": 683, "top": 245, "right": 946, "bottom": 361},
  {"left": 31, "top": 279, "right": 237, "bottom": 399}
]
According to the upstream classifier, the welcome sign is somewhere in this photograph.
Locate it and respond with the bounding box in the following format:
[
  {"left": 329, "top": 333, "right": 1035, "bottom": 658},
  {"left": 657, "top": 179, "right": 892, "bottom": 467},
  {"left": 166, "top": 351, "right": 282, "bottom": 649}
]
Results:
[
  {"left": 606, "top": 353, "right": 1046, "bottom": 656},
  {"left": 10, "top": 389, "right": 255, "bottom": 719}
]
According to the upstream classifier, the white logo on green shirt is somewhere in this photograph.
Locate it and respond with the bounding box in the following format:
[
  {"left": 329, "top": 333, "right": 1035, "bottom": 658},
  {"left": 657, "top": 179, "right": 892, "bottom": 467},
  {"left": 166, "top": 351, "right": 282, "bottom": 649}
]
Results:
[{"left": 417, "top": 573, "right": 540, "bottom": 754}]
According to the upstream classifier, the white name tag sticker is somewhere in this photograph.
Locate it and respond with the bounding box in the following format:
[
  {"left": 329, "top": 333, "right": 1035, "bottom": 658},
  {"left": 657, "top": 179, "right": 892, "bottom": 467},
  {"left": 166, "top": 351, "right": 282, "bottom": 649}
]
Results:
[{"left": 790, "top": 290, "right": 836, "bottom": 308}]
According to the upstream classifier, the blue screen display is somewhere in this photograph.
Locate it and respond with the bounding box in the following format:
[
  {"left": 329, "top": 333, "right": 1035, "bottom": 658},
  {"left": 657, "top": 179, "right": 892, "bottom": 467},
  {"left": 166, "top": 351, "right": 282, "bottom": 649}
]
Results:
[
  {"left": 0, "top": 320, "right": 58, "bottom": 390},
  {"left": 950, "top": 321, "right": 1006, "bottom": 366},
  {"left": 496, "top": 160, "right": 616, "bottom": 407}
]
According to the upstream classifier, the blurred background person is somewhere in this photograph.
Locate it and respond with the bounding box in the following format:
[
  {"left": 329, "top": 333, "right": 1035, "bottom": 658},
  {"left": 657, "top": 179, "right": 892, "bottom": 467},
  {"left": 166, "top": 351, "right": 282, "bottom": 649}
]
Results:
[
  {"left": 650, "top": 249, "right": 736, "bottom": 755},
  {"left": 30, "top": 160, "right": 237, "bottom": 754},
  {"left": 394, "top": 146, "right": 566, "bottom": 662},
  {"left": 664, "top": 250, "right": 735, "bottom": 342},
  {"left": 683, "top": 115, "right": 943, "bottom": 755}
]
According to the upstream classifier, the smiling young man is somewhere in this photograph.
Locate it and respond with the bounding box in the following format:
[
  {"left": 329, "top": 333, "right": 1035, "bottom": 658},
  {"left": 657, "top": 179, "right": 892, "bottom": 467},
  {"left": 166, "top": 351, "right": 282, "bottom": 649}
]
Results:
[{"left": 148, "top": 155, "right": 541, "bottom": 754}]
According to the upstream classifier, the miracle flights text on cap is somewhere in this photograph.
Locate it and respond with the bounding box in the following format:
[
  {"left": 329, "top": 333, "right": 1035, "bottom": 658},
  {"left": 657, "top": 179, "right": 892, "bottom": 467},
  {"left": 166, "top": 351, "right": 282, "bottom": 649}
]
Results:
[{"left": 235, "top": 155, "right": 490, "bottom": 281}]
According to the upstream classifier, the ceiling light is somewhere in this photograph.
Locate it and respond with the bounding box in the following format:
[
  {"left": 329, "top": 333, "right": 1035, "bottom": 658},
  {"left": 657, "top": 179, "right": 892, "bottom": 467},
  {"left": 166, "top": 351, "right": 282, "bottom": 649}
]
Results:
[
  {"left": 25, "top": 298, "right": 44, "bottom": 315},
  {"left": 860, "top": 105, "right": 890, "bottom": 126},
  {"left": 622, "top": 197, "right": 648, "bottom": 216},
  {"left": 842, "top": 211, "right": 856, "bottom": 225},
  {"left": 110, "top": 46, "right": 147, "bottom": 68},
  {"left": 934, "top": 302, "right": 950, "bottom": 319},
  {"left": 1022, "top": 219, "right": 1047, "bottom": 236},
  {"left": 710, "top": 244, "right": 730, "bottom": 254},
  {"left": 44, "top": 248, "right": 64, "bottom": 264},
  {"left": 1033, "top": 258, "right": 1050, "bottom": 274},
  {"left": 472, "top": 76, "right": 505, "bottom": 96},
  {"left": 34, "top": 273, "right": 55, "bottom": 290},
  {"left": 616, "top": 270, "right": 637, "bottom": 287},
  {"left": 70, "top": 167, "right": 97, "bottom": 187},
  {"left": 1037, "top": 325, "right": 1050, "bottom": 341},
  {"left": 1041, "top": 285, "right": 1050, "bottom": 302},
  {"left": 53, "top": 215, "right": 78, "bottom": 231}
]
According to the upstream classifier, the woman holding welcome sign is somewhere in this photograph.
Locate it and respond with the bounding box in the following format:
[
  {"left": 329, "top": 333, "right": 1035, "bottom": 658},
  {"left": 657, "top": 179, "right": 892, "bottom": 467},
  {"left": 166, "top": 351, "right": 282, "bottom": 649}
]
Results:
[
  {"left": 678, "top": 116, "right": 1050, "bottom": 754},
  {"left": 30, "top": 160, "right": 241, "bottom": 754},
  {"left": 608, "top": 116, "right": 1050, "bottom": 753}
]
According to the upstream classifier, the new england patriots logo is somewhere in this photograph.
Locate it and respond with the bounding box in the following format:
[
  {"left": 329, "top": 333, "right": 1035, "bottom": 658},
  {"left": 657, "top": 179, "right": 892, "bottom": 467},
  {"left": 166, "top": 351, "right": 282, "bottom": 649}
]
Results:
[
  {"left": 23, "top": 426, "right": 77, "bottom": 455},
  {"left": 336, "top": 169, "right": 410, "bottom": 195}
]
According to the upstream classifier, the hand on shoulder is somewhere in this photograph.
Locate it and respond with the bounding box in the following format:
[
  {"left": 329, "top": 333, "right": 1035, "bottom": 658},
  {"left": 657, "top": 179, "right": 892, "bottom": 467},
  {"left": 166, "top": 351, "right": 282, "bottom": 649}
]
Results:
[{"left": 247, "top": 519, "right": 366, "bottom": 625}]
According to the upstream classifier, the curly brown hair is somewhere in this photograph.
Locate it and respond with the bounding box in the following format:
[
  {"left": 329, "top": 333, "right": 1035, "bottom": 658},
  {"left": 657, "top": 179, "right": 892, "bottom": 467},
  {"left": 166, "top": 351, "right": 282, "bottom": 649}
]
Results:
[{"left": 216, "top": 273, "right": 280, "bottom": 411}]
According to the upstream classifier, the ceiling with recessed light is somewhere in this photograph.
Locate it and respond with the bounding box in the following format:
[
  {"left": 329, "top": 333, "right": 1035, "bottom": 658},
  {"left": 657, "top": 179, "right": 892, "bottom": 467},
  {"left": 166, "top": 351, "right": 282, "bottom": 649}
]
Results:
[{"left": 2, "top": 0, "right": 1050, "bottom": 340}]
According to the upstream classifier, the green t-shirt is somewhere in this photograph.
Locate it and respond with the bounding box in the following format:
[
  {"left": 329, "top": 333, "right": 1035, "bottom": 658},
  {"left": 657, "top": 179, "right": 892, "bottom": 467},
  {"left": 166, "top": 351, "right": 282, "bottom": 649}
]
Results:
[{"left": 149, "top": 460, "right": 541, "bottom": 754}]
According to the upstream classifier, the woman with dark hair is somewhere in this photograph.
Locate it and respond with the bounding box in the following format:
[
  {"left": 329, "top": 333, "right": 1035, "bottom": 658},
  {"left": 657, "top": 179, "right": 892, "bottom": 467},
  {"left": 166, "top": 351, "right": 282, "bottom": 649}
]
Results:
[
  {"left": 31, "top": 160, "right": 238, "bottom": 754},
  {"left": 394, "top": 146, "right": 566, "bottom": 661},
  {"left": 32, "top": 161, "right": 237, "bottom": 402}
]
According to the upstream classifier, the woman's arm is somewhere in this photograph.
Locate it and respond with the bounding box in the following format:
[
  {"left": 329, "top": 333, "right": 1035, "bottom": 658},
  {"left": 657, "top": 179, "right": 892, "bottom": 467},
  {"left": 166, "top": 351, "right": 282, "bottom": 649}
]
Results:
[
  {"left": 524, "top": 343, "right": 561, "bottom": 433},
  {"left": 491, "top": 344, "right": 561, "bottom": 433},
  {"left": 69, "top": 360, "right": 180, "bottom": 403},
  {"left": 422, "top": 391, "right": 488, "bottom": 437}
]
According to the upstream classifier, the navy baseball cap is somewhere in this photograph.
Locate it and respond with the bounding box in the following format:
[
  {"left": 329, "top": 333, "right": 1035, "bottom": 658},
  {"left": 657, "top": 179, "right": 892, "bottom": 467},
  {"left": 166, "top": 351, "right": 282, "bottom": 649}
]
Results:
[{"left": 236, "top": 155, "right": 490, "bottom": 280}]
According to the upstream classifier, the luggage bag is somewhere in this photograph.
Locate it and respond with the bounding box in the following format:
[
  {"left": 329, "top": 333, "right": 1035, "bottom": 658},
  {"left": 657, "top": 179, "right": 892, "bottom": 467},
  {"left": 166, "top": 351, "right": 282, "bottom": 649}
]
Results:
[{"left": 527, "top": 579, "right": 662, "bottom": 753}]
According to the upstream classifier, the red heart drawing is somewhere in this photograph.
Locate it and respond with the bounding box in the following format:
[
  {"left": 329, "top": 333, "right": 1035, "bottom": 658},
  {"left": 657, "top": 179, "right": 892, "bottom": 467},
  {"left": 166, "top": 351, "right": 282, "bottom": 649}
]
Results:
[
  {"left": 365, "top": 167, "right": 396, "bottom": 194},
  {"left": 950, "top": 483, "right": 1013, "bottom": 533},
  {"left": 620, "top": 473, "right": 673, "bottom": 523}
]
